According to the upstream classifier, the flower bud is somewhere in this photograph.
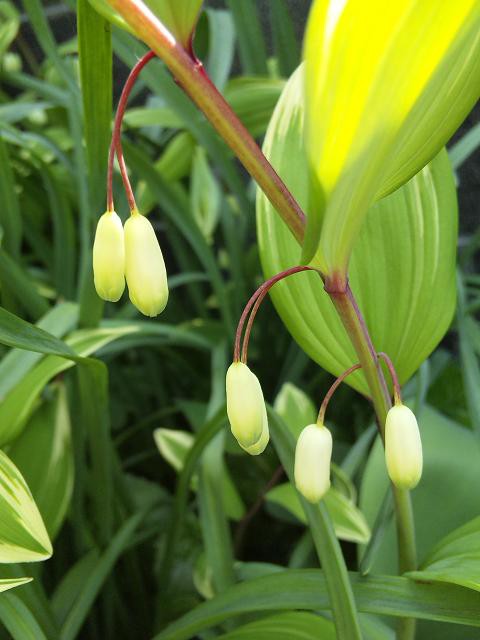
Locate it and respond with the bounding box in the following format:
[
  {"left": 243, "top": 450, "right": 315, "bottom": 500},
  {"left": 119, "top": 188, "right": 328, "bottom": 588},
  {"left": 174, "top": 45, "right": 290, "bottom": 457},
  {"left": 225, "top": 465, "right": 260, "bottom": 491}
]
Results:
[
  {"left": 93, "top": 210, "right": 125, "bottom": 302},
  {"left": 226, "top": 362, "right": 268, "bottom": 450},
  {"left": 294, "top": 423, "right": 332, "bottom": 503},
  {"left": 385, "top": 404, "right": 423, "bottom": 490},
  {"left": 124, "top": 211, "right": 169, "bottom": 317}
]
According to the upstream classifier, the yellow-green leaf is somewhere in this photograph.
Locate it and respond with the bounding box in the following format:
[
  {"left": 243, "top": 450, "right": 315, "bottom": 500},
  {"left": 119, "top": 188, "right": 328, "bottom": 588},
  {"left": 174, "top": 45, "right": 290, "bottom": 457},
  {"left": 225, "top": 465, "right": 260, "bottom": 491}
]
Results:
[
  {"left": 304, "top": 0, "right": 480, "bottom": 273},
  {"left": 257, "top": 66, "right": 457, "bottom": 395},
  {"left": 0, "top": 450, "right": 52, "bottom": 562}
]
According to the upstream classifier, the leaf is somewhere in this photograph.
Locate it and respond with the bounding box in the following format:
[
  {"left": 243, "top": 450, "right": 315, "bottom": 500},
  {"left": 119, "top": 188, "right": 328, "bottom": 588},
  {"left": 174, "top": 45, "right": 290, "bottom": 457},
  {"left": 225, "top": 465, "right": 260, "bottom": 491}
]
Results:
[
  {"left": 270, "top": 0, "right": 299, "bottom": 77},
  {"left": 0, "top": 302, "right": 78, "bottom": 400},
  {"left": 152, "top": 569, "right": 480, "bottom": 640},
  {"left": 204, "top": 8, "right": 235, "bottom": 91},
  {"left": 8, "top": 384, "right": 74, "bottom": 539},
  {"left": 360, "top": 405, "right": 480, "bottom": 576},
  {"left": 59, "top": 513, "right": 143, "bottom": 640},
  {"left": 225, "top": 77, "right": 285, "bottom": 139},
  {"left": 407, "top": 516, "right": 480, "bottom": 592},
  {"left": 273, "top": 382, "right": 317, "bottom": 440},
  {"left": 0, "top": 135, "right": 22, "bottom": 256},
  {"left": 77, "top": 0, "right": 112, "bottom": 211},
  {"left": 267, "top": 483, "right": 370, "bottom": 544},
  {"left": 217, "top": 611, "right": 336, "bottom": 640},
  {"left": 0, "top": 578, "right": 32, "bottom": 593},
  {"left": 257, "top": 65, "right": 457, "bottom": 395},
  {"left": 224, "top": 0, "right": 267, "bottom": 75},
  {"left": 190, "top": 146, "right": 221, "bottom": 242},
  {"left": 0, "top": 1, "right": 20, "bottom": 58},
  {"left": 304, "top": 0, "right": 480, "bottom": 272},
  {"left": 449, "top": 122, "right": 480, "bottom": 169},
  {"left": 0, "top": 449, "right": 51, "bottom": 562},
  {"left": 0, "top": 306, "right": 76, "bottom": 360},
  {"left": 154, "top": 428, "right": 194, "bottom": 472},
  {"left": 0, "top": 592, "right": 49, "bottom": 640}
]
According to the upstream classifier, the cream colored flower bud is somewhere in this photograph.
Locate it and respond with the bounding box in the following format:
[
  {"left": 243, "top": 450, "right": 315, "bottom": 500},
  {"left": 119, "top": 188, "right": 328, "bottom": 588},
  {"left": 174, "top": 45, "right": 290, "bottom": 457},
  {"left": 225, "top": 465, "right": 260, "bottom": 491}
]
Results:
[
  {"left": 226, "top": 362, "right": 268, "bottom": 450},
  {"left": 124, "top": 211, "right": 169, "bottom": 317},
  {"left": 93, "top": 210, "right": 125, "bottom": 302},
  {"left": 385, "top": 404, "right": 423, "bottom": 490},
  {"left": 294, "top": 423, "right": 332, "bottom": 503}
]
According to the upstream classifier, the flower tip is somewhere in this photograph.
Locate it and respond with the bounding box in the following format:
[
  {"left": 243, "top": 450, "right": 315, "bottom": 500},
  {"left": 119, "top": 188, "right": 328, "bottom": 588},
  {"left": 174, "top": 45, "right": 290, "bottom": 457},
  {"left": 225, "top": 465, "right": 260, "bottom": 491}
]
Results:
[
  {"left": 294, "top": 423, "right": 332, "bottom": 503},
  {"left": 385, "top": 404, "right": 423, "bottom": 490},
  {"left": 226, "top": 362, "right": 268, "bottom": 451}
]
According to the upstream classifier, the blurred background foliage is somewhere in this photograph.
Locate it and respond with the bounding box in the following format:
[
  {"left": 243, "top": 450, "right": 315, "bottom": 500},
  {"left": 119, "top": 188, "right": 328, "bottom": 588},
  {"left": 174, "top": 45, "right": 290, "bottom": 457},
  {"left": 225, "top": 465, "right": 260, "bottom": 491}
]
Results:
[{"left": 0, "top": 1, "right": 479, "bottom": 639}]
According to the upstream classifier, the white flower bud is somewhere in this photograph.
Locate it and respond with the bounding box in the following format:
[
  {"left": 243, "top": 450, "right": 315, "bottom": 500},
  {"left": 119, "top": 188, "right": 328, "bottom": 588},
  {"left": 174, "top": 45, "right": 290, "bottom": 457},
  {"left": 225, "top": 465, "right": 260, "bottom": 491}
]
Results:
[
  {"left": 93, "top": 210, "right": 125, "bottom": 302},
  {"left": 294, "top": 423, "right": 332, "bottom": 503},
  {"left": 226, "top": 362, "right": 268, "bottom": 450},
  {"left": 385, "top": 404, "right": 423, "bottom": 490},
  {"left": 124, "top": 211, "right": 169, "bottom": 317}
]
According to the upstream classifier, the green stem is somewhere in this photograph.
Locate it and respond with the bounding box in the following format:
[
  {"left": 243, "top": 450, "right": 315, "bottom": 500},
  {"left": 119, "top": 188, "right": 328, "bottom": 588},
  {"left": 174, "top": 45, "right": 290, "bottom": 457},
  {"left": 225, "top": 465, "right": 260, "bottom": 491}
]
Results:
[
  {"left": 105, "top": 0, "right": 305, "bottom": 244},
  {"left": 328, "top": 282, "right": 417, "bottom": 640}
]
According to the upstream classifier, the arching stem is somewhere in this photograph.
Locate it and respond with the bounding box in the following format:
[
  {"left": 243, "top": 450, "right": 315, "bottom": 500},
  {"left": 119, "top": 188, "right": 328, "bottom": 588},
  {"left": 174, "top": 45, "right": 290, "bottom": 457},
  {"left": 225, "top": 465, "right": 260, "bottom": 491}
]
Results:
[{"left": 317, "top": 363, "right": 362, "bottom": 425}]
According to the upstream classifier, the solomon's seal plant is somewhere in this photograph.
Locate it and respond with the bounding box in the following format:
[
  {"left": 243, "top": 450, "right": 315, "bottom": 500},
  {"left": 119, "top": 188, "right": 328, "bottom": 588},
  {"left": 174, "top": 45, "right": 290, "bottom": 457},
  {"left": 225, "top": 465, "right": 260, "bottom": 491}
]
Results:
[{"left": 90, "top": 0, "right": 480, "bottom": 637}]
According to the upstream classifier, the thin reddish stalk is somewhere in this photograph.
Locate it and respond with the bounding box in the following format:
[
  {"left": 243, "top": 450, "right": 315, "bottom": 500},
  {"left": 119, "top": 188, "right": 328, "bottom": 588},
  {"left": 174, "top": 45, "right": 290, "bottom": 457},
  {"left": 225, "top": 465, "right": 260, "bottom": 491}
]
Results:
[
  {"left": 317, "top": 363, "right": 362, "bottom": 424},
  {"left": 378, "top": 352, "right": 402, "bottom": 404},
  {"left": 106, "top": 50, "right": 156, "bottom": 212},
  {"left": 241, "top": 288, "right": 268, "bottom": 363},
  {"left": 233, "top": 266, "right": 316, "bottom": 363}
]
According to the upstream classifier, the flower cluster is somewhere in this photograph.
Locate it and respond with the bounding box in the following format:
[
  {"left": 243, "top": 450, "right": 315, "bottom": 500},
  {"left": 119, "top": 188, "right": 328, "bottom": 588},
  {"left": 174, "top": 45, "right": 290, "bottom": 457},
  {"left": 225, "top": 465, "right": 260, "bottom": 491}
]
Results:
[
  {"left": 93, "top": 209, "right": 168, "bottom": 317},
  {"left": 226, "top": 270, "right": 423, "bottom": 504}
]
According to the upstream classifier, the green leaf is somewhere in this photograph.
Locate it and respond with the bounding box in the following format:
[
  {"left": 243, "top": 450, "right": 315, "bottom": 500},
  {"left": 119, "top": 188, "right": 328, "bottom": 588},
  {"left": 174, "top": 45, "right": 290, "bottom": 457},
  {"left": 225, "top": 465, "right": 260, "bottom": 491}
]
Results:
[
  {"left": 0, "top": 593, "right": 49, "bottom": 640},
  {"left": 8, "top": 384, "right": 74, "bottom": 539},
  {"left": 449, "top": 122, "right": 480, "bottom": 169},
  {"left": 267, "top": 483, "right": 370, "bottom": 545},
  {"left": 59, "top": 513, "right": 143, "bottom": 640},
  {"left": 0, "top": 306, "right": 76, "bottom": 360},
  {"left": 225, "top": 77, "right": 285, "bottom": 139},
  {"left": 224, "top": 0, "right": 267, "bottom": 75},
  {"left": 360, "top": 405, "right": 480, "bottom": 576},
  {"left": 190, "top": 146, "right": 221, "bottom": 242},
  {"left": 270, "top": 0, "right": 299, "bottom": 77},
  {"left": 77, "top": 0, "right": 112, "bottom": 211},
  {"left": 257, "top": 66, "right": 457, "bottom": 395},
  {"left": 407, "top": 516, "right": 480, "bottom": 592},
  {"left": 217, "top": 611, "right": 335, "bottom": 640},
  {"left": 0, "top": 449, "right": 51, "bottom": 562},
  {"left": 0, "top": 135, "right": 22, "bottom": 256},
  {"left": 304, "top": 0, "right": 480, "bottom": 273},
  {"left": 204, "top": 8, "right": 235, "bottom": 91},
  {"left": 0, "top": 302, "right": 78, "bottom": 399},
  {"left": 0, "top": 578, "right": 32, "bottom": 594},
  {"left": 0, "top": 1, "right": 20, "bottom": 58},
  {"left": 273, "top": 382, "right": 317, "bottom": 440},
  {"left": 152, "top": 569, "right": 480, "bottom": 640}
]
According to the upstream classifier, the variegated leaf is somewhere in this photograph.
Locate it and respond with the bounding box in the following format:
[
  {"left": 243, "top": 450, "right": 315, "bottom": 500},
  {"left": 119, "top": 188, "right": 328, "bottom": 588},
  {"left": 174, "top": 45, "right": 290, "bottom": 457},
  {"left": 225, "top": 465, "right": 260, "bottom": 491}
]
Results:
[{"left": 257, "top": 66, "right": 457, "bottom": 395}]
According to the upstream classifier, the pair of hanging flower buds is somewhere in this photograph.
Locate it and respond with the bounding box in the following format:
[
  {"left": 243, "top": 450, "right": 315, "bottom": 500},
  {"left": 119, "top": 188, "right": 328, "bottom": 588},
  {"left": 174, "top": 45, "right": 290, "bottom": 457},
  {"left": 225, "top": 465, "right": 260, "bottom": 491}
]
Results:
[
  {"left": 92, "top": 51, "right": 168, "bottom": 318},
  {"left": 226, "top": 267, "right": 423, "bottom": 503}
]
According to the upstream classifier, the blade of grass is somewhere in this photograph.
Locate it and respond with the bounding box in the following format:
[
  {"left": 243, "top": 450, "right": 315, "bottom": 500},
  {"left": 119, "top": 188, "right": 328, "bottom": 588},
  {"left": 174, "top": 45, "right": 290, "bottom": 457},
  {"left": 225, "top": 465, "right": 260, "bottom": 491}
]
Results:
[{"left": 270, "top": 0, "right": 299, "bottom": 77}]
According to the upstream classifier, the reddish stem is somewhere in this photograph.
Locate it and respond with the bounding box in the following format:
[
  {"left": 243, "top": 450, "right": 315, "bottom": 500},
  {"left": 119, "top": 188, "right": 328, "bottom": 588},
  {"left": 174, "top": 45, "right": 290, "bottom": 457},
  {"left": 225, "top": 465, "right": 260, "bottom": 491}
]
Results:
[
  {"left": 317, "top": 363, "right": 362, "bottom": 424},
  {"left": 233, "top": 266, "right": 316, "bottom": 363},
  {"left": 378, "top": 352, "right": 402, "bottom": 405},
  {"left": 106, "top": 50, "right": 156, "bottom": 212}
]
